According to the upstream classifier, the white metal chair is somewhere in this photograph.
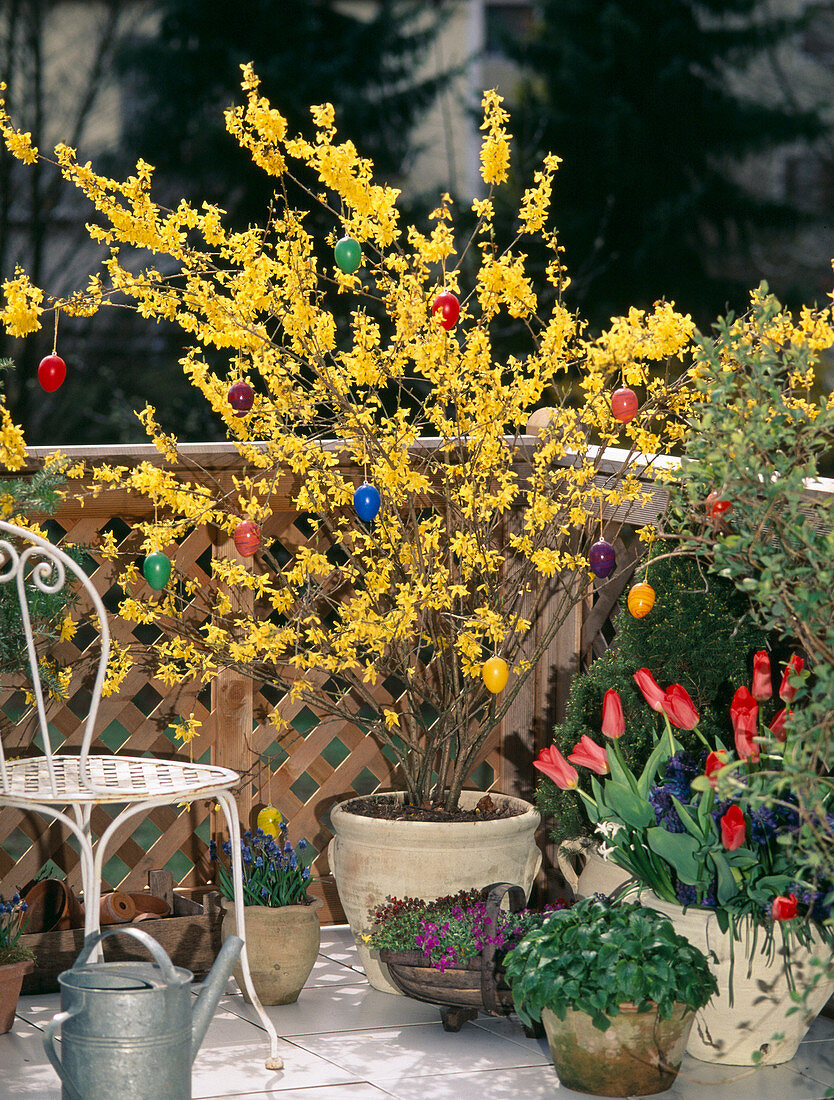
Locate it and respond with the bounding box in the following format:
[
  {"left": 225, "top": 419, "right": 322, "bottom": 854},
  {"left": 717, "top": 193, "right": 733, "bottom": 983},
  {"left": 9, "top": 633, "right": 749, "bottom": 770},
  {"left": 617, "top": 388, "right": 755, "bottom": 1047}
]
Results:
[{"left": 0, "top": 520, "right": 283, "bottom": 1068}]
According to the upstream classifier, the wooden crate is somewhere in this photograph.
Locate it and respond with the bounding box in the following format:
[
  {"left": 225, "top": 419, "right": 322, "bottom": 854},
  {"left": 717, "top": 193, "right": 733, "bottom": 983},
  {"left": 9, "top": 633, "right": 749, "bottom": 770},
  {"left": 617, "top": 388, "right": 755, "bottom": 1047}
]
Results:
[{"left": 19, "top": 871, "right": 222, "bottom": 995}]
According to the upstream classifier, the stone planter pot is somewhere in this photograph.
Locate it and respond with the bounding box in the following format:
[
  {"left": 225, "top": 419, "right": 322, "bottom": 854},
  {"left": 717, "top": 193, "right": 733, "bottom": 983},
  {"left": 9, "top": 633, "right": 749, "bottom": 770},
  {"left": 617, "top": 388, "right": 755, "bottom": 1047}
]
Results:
[
  {"left": 0, "top": 958, "right": 34, "bottom": 1034},
  {"left": 557, "top": 838, "right": 633, "bottom": 899},
  {"left": 328, "top": 790, "right": 542, "bottom": 994},
  {"left": 541, "top": 1002, "right": 694, "bottom": 1097},
  {"left": 220, "top": 897, "right": 322, "bottom": 1006},
  {"left": 640, "top": 891, "right": 834, "bottom": 1065}
]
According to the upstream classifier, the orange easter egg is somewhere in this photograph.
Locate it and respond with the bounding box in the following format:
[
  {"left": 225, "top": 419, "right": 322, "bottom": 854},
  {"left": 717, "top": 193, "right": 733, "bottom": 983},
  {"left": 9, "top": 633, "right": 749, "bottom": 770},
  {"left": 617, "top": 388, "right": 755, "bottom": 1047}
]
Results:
[{"left": 627, "top": 582, "right": 656, "bottom": 619}]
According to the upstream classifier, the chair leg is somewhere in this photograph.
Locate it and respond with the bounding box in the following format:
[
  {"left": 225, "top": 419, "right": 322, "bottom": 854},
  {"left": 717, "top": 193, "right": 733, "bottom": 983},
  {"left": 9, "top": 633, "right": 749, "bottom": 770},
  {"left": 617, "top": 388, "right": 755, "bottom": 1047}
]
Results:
[
  {"left": 72, "top": 804, "right": 102, "bottom": 951},
  {"left": 215, "top": 791, "right": 284, "bottom": 1070}
]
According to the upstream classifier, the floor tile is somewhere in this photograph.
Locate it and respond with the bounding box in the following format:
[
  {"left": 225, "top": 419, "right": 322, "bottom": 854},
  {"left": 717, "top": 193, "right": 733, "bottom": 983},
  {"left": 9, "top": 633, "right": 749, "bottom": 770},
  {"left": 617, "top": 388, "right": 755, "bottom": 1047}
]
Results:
[
  {"left": 219, "top": 982, "right": 442, "bottom": 1036},
  {"left": 0, "top": 1017, "right": 62, "bottom": 1098},
  {"left": 201, "top": 1086, "right": 394, "bottom": 1100},
  {"left": 192, "top": 1036, "right": 362, "bottom": 1097},
  {"left": 292, "top": 1020, "right": 552, "bottom": 1088},
  {"left": 665, "top": 1055, "right": 832, "bottom": 1099},
  {"left": 370, "top": 1063, "right": 582, "bottom": 1099}
]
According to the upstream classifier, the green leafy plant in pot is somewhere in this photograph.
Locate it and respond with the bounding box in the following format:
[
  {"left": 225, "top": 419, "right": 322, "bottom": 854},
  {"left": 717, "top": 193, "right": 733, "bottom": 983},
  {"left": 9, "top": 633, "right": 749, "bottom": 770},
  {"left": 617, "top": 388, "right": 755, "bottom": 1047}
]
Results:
[
  {"left": 503, "top": 896, "right": 717, "bottom": 1096},
  {"left": 211, "top": 821, "right": 322, "bottom": 1006}
]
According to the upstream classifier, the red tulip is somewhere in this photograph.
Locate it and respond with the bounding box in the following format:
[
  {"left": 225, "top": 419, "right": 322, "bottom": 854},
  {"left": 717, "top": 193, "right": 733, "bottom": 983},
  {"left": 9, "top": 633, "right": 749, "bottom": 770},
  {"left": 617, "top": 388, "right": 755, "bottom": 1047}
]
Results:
[
  {"left": 534, "top": 746, "right": 579, "bottom": 790},
  {"left": 769, "top": 707, "right": 791, "bottom": 743},
  {"left": 705, "top": 750, "right": 728, "bottom": 788},
  {"left": 730, "top": 685, "right": 760, "bottom": 761},
  {"left": 601, "top": 689, "right": 625, "bottom": 739},
  {"left": 771, "top": 893, "right": 798, "bottom": 921},
  {"left": 779, "top": 655, "right": 805, "bottom": 703},
  {"left": 720, "top": 804, "right": 746, "bottom": 851},
  {"left": 751, "top": 650, "right": 772, "bottom": 701},
  {"left": 568, "top": 735, "right": 610, "bottom": 776},
  {"left": 633, "top": 668, "right": 666, "bottom": 712},
  {"left": 661, "top": 684, "right": 700, "bottom": 731}
]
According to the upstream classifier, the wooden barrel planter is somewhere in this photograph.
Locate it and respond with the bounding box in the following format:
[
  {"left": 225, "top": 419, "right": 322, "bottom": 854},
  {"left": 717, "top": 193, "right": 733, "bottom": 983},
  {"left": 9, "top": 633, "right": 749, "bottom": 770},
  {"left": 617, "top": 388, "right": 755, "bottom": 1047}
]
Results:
[{"left": 378, "top": 882, "right": 542, "bottom": 1034}]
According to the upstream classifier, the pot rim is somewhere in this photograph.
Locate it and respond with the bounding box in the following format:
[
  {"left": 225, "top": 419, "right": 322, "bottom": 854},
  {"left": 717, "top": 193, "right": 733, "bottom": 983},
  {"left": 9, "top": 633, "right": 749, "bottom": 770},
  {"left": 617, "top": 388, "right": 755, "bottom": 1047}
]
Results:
[{"left": 331, "top": 790, "right": 540, "bottom": 834}]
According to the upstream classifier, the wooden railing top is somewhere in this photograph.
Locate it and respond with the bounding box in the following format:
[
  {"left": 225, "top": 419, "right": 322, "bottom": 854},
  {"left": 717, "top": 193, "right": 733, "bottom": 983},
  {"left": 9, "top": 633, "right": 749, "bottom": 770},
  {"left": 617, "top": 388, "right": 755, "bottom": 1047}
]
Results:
[{"left": 20, "top": 439, "right": 833, "bottom": 500}]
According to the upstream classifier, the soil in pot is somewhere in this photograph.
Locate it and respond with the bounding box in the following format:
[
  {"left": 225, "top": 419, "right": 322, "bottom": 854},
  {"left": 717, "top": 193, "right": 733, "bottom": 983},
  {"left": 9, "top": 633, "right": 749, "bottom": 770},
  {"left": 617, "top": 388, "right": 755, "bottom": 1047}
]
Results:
[
  {"left": 342, "top": 793, "right": 521, "bottom": 823},
  {"left": 542, "top": 1002, "right": 695, "bottom": 1097}
]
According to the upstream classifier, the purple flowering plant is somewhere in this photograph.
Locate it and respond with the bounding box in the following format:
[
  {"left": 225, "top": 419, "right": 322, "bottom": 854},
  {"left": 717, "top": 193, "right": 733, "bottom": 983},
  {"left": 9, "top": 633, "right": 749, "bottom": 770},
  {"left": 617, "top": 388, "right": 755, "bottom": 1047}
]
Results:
[
  {"left": 366, "top": 889, "right": 569, "bottom": 972},
  {"left": 210, "top": 821, "right": 312, "bottom": 907},
  {"left": 0, "top": 893, "right": 34, "bottom": 964}
]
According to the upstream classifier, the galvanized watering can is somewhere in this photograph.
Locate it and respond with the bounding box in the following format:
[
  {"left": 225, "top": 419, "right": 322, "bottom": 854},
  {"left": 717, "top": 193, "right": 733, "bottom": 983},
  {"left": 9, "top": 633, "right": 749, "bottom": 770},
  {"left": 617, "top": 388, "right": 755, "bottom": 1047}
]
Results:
[{"left": 43, "top": 925, "right": 243, "bottom": 1100}]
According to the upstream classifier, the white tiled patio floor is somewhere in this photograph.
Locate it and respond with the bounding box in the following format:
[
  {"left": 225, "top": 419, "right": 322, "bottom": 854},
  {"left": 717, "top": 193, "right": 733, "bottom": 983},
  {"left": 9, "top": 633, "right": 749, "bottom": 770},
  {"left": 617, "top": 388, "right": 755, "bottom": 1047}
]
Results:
[{"left": 5, "top": 924, "right": 834, "bottom": 1099}]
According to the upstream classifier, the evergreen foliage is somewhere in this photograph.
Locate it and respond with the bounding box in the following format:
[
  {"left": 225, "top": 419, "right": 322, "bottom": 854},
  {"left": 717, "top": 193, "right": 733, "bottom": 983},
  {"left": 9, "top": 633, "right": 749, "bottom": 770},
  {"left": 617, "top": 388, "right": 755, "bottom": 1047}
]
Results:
[
  {"left": 504, "top": 0, "right": 826, "bottom": 328},
  {"left": 540, "top": 550, "right": 767, "bottom": 843},
  {"left": 118, "top": 0, "right": 445, "bottom": 224}
]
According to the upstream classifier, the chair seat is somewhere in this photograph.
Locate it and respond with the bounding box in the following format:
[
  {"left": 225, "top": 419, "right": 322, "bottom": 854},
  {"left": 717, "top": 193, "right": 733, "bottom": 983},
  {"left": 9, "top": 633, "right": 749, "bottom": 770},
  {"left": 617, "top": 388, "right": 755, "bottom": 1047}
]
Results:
[{"left": 0, "top": 754, "right": 240, "bottom": 804}]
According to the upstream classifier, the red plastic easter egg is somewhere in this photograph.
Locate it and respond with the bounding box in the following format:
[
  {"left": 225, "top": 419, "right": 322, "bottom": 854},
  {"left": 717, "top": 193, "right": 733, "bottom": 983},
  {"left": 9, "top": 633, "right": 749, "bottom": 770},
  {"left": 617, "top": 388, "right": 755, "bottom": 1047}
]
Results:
[
  {"left": 611, "top": 387, "right": 638, "bottom": 423},
  {"left": 705, "top": 491, "right": 732, "bottom": 518},
  {"left": 228, "top": 381, "right": 254, "bottom": 412},
  {"left": 431, "top": 291, "right": 460, "bottom": 330},
  {"left": 38, "top": 354, "right": 67, "bottom": 393},
  {"left": 233, "top": 520, "right": 261, "bottom": 557}
]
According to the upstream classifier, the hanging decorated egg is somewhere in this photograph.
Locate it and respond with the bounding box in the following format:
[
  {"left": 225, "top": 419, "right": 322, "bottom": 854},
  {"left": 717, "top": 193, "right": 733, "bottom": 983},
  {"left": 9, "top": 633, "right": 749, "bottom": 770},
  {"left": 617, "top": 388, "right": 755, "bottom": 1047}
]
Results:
[
  {"left": 705, "top": 491, "right": 732, "bottom": 518},
  {"left": 143, "top": 551, "right": 172, "bottom": 590},
  {"left": 233, "top": 520, "right": 261, "bottom": 557},
  {"left": 334, "top": 235, "right": 362, "bottom": 274},
  {"left": 431, "top": 290, "right": 460, "bottom": 330},
  {"left": 257, "top": 805, "right": 284, "bottom": 837},
  {"left": 482, "top": 656, "right": 509, "bottom": 694},
  {"left": 525, "top": 407, "right": 558, "bottom": 435},
  {"left": 228, "top": 380, "right": 254, "bottom": 412},
  {"left": 627, "top": 581, "right": 656, "bottom": 619},
  {"left": 589, "top": 539, "right": 617, "bottom": 578},
  {"left": 610, "top": 387, "right": 638, "bottom": 423},
  {"left": 354, "top": 482, "right": 381, "bottom": 523},
  {"left": 38, "top": 354, "right": 67, "bottom": 393}
]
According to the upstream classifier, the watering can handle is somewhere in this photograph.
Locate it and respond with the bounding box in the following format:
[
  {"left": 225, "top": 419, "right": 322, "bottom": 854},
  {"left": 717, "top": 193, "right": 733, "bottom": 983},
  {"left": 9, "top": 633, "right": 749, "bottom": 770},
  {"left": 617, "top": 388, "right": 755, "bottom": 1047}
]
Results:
[
  {"left": 73, "top": 924, "right": 181, "bottom": 984},
  {"left": 43, "top": 1008, "right": 84, "bottom": 1100}
]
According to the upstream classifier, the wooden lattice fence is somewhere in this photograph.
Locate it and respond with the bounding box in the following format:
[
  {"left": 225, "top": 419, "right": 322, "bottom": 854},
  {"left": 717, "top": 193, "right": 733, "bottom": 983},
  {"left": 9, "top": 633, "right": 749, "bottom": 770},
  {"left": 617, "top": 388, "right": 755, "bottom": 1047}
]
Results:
[{"left": 0, "top": 441, "right": 672, "bottom": 921}]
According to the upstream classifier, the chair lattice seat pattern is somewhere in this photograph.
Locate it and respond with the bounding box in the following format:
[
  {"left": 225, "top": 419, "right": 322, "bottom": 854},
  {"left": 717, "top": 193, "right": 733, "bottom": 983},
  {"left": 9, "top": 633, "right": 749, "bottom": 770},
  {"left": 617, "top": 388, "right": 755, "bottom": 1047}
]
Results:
[{"left": 2, "top": 755, "right": 240, "bottom": 803}]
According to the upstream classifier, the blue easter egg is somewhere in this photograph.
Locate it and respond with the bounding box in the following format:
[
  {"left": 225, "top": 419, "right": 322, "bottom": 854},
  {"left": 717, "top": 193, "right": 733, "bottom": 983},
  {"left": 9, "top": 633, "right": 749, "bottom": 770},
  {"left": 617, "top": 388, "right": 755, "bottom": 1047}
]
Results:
[{"left": 354, "top": 483, "right": 381, "bottom": 523}]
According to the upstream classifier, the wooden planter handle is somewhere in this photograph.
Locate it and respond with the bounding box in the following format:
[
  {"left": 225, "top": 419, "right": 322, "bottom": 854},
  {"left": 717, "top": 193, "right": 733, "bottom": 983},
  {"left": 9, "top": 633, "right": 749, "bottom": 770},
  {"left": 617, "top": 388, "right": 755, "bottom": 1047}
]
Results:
[{"left": 480, "top": 882, "right": 526, "bottom": 1015}]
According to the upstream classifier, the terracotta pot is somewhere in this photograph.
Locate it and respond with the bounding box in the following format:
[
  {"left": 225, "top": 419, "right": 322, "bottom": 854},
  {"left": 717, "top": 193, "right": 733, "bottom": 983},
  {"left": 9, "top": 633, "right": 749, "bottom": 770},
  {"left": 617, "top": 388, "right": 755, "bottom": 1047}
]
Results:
[
  {"left": 328, "top": 790, "right": 542, "bottom": 994},
  {"left": 21, "top": 879, "right": 83, "bottom": 933},
  {"left": 541, "top": 1002, "right": 694, "bottom": 1096},
  {"left": 557, "top": 838, "right": 632, "bottom": 899},
  {"left": 220, "top": 897, "right": 322, "bottom": 1006},
  {"left": 0, "top": 958, "right": 34, "bottom": 1034},
  {"left": 127, "top": 893, "right": 171, "bottom": 921},
  {"left": 99, "top": 892, "right": 136, "bottom": 924},
  {"left": 640, "top": 890, "right": 834, "bottom": 1065}
]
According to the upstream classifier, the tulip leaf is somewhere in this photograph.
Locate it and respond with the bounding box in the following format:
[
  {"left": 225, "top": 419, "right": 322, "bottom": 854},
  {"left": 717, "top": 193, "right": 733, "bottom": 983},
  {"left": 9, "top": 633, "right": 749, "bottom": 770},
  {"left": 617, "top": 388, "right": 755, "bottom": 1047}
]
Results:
[
  {"left": 647, "top": 827, "right": 702, "bottom": 884},
  {"left": 603, "top": 781, "right": 655, "bottom": 828},
  {"left": 637, "top": 738, "right": 673, "bottom": 798},
  {"left": 671, "top": 795, "right": 708, "bottom": 842},
  {"left": 709, "top": 850, "right": 739, "bottom": 904}
]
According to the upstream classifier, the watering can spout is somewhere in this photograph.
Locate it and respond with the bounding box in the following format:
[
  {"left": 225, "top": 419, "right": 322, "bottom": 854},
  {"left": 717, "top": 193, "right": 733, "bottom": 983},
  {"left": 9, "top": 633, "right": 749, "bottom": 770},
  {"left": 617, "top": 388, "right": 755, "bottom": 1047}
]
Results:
[{"left": 191, "top": 934, "right": 243, "bottom": 1062}]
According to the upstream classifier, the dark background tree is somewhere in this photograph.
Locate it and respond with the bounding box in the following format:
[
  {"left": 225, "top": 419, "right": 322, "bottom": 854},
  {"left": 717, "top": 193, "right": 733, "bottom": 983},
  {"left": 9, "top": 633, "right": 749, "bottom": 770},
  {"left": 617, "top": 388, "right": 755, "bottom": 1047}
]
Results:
[
  {"left": 503, "top": 0, "right": 830, "bottom": 331},
  {"left": 1, "top": 0, "right": 446, "bottom": 445}
]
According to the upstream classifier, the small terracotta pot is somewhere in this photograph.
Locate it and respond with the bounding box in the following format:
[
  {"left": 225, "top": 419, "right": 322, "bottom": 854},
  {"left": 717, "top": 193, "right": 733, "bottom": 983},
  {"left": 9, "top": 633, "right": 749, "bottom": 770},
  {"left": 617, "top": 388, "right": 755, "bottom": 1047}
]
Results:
[
  {"left": 541, "top": 1002, "right": 695, "bottom": 1097},
  {"left": 127, "top": 893, "right": 171, "bottom": 921},
  {"left": 0, "top": 958, "right": 34, "bottom": 1034},
  {"left": 99, "top": 892, "right": 137, "bottom": 924}
]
